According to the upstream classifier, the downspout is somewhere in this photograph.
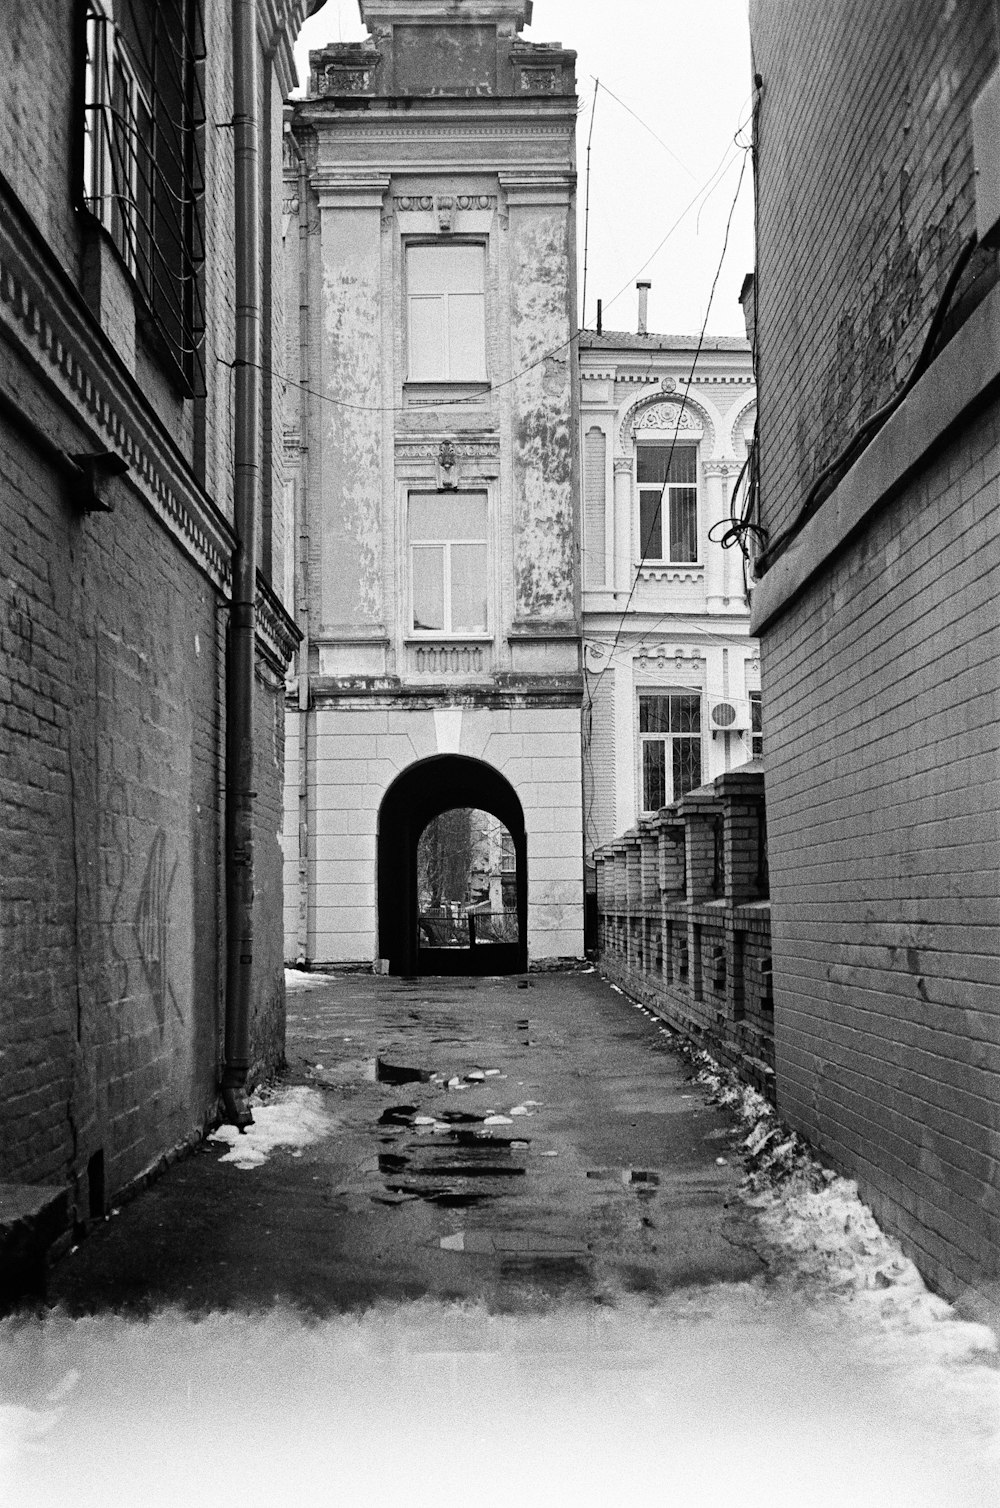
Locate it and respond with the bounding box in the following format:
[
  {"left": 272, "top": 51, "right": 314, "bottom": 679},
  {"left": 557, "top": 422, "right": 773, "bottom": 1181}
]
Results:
[
  {"left": 295, "top": 133, "right": 312, "bottom": 965},
  {"left": 221, "top": 0, "right": 260, "bottom": 1127}
]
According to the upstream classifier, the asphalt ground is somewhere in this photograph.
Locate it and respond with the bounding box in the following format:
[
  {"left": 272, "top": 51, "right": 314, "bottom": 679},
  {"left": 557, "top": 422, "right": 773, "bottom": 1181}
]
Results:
[{"left": 42, "top": 968, "right": 767, "bottom": 1316}]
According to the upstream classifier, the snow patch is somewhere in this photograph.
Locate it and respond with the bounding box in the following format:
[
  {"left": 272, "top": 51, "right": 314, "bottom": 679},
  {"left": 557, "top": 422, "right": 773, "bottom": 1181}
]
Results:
[{"left": 208, "top": 1087, "right": 334, "bottom": 1169}]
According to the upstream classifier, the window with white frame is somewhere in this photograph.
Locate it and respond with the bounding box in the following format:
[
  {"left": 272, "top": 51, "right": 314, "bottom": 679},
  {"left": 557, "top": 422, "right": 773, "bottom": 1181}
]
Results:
[
  {"left": 407, "top": 244, "right": 487, "bottom": 385},
  {"left": 636, "top": 442, "right": 698, "bottom": 563},
  {"left": 409, "top": 493, "right": 488, "bottom": 635},
  {"left": 81, "top": 0, "right": 206, "bottom": 393},
  {"left": 638, "top": 692, "right": 702, "bottom": 812}
]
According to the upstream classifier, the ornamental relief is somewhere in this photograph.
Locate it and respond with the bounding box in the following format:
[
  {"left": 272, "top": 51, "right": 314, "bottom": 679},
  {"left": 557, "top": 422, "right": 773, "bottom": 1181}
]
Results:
[
  {"left": 634, "top": 645, "right": 705, "bottom": 670},
  {"left": 394, "top": 194, "right": 497, "bottom": 215},
  {"left": 518, "top": 66, "right": 563, "bottom": 93},
  {"left": 394, "top": 439, "right": 501, "bottom": 461},
  {"left": 317, "top": 64, "right": 377, "bottom": 95},
  {"left": 619, "top": 400, "right": 703, "bottom": 452}
]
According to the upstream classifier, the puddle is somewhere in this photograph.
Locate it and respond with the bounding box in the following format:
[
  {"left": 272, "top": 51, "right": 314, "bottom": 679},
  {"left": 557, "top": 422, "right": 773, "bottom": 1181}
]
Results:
[
  {"left": 379, "top": 1106, "right": 420, "bottom": 1126},
  {"left": 440, "top": 1231, "right": 589, "bottom": 1256},
  {"left": 376, "top": 1057, "right": 434, "bottom": 1085},
  {"left": 586, "top": 1169, "right": 661, "bottom": 1187},
  {"left": 414, "top": 1163, "right": 526, "bottom": 1180}
]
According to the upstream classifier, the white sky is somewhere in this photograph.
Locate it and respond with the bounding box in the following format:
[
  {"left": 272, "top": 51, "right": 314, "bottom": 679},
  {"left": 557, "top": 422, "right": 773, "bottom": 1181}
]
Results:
[{"left": 292, "top": 0, "right": 755, "bottom": 338}]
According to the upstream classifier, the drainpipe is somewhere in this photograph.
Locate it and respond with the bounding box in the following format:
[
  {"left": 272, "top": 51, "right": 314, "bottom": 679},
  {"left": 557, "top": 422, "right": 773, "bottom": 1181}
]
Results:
[
  {"left": 295, "top": 131, "right": 312, "bottom": 965},
  {"left": 221, "top": 0, "right": 260, "bottom": 1128}
]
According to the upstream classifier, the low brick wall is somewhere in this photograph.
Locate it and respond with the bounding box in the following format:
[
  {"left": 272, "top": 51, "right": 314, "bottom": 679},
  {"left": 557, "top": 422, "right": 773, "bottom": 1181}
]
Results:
[{"left": 595, "top": 765, "right": 774, "bottom": 1100}]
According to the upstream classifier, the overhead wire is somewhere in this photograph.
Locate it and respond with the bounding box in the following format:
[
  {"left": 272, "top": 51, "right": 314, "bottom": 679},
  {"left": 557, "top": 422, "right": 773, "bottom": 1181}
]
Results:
[{"left": 582, "top": 139, "right": 753, "bottom": 855}]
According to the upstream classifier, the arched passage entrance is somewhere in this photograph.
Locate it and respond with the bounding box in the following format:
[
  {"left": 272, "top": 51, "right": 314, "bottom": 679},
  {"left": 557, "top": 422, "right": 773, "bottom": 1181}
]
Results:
[{"left": 378, "top": 756, "right": 528, "bottom": 976}]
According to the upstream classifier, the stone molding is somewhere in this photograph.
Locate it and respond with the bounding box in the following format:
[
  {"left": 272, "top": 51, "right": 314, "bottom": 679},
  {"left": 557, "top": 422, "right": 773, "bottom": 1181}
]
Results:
[
  {"left": 394, "top": 437, "right": 501, "bottom": 460},
  {"left": 620, "top": 399, "right": 700, "bottom": 451}
]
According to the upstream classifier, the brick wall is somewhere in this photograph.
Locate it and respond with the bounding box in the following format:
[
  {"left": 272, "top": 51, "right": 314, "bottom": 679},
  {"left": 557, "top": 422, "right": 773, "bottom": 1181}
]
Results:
[
  {"left": 0, "top": 2, "right": 302, "bottom": 1233},
  {"left": 750, "top": 0, "right": 997, "bottom": 539},
  {"left": 0, "top": 425, "right": 225, "bottom": 1196},
  {"left": 762, "top": 409, "right": 1000, "bottom": 1303},
  {"left": 750, "top": 0, "right": 1000, "bottom": 1307}
]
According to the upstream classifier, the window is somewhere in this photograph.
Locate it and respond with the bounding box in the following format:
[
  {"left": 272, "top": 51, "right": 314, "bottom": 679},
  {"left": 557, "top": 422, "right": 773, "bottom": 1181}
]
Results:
[
  {"left": 407, "top": 244, "right": 487, "bottom": 385},
  {"left": 750, "top": 690, "right": 763, "bottom": 759},
  {"left": 637, "top": 442, "right": 698, "bottom": 563},
  {"left": 410, "top": 493, "right": 488, "bottom": 635},
  {"left": 81, "top": 0, "right": 206, "bottom": 393},
  {"left": 639, "top": 693, "right": 702, "bottom": 812}
]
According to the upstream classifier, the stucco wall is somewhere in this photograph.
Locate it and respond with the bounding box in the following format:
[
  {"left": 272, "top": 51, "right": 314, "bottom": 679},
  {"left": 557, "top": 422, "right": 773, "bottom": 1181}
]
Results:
[{"left": 299, "top": 704, "right": 583, "bottom": 965}]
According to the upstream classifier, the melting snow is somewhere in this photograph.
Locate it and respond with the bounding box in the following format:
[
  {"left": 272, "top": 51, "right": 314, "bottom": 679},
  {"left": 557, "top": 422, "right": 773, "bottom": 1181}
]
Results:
[{"left": 206, "top": 1087, "right": 334, "bottom": 1169}]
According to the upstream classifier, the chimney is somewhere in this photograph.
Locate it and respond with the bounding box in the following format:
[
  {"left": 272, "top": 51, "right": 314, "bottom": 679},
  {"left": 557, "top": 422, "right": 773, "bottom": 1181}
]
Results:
[{"left": 637, "top": 281, "right": 651, "bottom": 335}]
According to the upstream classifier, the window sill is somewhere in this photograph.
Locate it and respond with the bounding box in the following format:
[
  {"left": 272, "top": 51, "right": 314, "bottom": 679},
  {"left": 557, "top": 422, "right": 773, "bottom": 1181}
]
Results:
[
  {"left": 405, "top": 632, "right": 493, "bottom": 643},
  {"left": 404, "top": 382, "right": 491, "bottom": 407},
  {"left": 636, "top": 562, "right": 704, "bottom": 577}
]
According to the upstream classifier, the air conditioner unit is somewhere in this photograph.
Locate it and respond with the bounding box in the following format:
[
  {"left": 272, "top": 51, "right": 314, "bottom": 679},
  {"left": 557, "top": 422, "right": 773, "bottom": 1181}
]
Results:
[{"left": 709, "top": 698, "right": 750, "bottom": 733}]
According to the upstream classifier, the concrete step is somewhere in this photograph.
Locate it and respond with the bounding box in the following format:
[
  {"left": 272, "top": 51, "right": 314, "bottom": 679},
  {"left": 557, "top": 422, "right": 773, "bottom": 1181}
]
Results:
[{"left": 0, "top": 1182, "right": 70, "bottom": 1307}]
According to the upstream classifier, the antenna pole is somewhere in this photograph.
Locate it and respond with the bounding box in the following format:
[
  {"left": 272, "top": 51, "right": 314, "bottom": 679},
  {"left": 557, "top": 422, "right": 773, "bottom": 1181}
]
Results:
[{"left": 581, "top": 77, "right": 599, "bottom": 330}]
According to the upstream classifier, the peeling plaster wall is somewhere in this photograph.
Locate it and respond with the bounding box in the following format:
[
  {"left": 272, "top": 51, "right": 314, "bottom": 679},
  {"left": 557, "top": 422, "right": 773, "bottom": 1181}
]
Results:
[
  {"left": 510, "top": 214, "right": 575, "bottom": 621},
  {"left": 318, "top": 201, "right": 385, "bottom": 634}
]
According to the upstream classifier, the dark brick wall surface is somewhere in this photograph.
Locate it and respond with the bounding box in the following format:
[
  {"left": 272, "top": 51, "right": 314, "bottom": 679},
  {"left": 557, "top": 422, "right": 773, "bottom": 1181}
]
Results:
[
  {"left": 750, "top": 1, "right": 1000, "bottom": 1307},
  {"left": 0, "top": 427, "right": 225, "bottom": 1198},
  {"left": 750, "top": 0, "right": 997, "bottom": 538},
  {"left": 762, "top": 410, "right": 1000, "bottom": 1303}
]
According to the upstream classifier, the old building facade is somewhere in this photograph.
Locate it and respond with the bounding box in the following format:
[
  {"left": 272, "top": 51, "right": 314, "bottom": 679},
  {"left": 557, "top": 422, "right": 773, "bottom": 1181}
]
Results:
[
  {"left": 749, "top": 0, "right": 1000, "bottom": 1312},
  {"left": 283, "top": 0, "right": 584, "bottom": 973},
  {"left": 0, "top": 0, "right": 314, "bottom": 1255},
  {"left": 580, "top": 314, "right": 759, "bottom": 899}
]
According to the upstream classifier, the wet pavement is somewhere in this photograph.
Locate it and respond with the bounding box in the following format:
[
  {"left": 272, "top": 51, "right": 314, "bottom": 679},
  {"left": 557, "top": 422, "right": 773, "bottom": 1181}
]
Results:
[
  {"left": 44, "top": 969, "right": 766, "bottom": 1315},
  {"left": 5, "top": 970, "right": 999, "bottom": 1508}
]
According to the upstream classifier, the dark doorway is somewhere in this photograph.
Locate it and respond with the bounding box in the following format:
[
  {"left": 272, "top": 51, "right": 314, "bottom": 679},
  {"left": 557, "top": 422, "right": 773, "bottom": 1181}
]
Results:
[{"left": 378, "top": 756, "right": 528, "bottom": 976}]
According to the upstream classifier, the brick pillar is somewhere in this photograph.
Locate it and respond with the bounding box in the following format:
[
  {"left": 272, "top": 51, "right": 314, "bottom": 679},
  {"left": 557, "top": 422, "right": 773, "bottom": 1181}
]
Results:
[
  {"left": 715, "top": 768, "right": 766, "bottom": 902},
  {"left": 679, "top": 791, "right": 721, "bottom": 901},
  {"left": 639, "top": 821, "right": 658, "bottom": 907},
  {"left": 624, "top": 831, "right": 641, "bottom": 969},
  {"left": 656, "top": 810, "right": 686, "bottom": 895},
  {"left": 595, "top": 851, "right": 608, "bottom": 953}
]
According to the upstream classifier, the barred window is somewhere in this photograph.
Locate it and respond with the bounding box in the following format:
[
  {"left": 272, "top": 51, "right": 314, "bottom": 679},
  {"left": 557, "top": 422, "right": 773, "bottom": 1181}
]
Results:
[
  {"left": 638, "top": 692, "right": 702, "bottom": 812},
  {"left": 750, "top": 690, "right": 763, "bottom": 759},
  {"left": 82, "top": 0, "right": 206, "bottom": 394}
]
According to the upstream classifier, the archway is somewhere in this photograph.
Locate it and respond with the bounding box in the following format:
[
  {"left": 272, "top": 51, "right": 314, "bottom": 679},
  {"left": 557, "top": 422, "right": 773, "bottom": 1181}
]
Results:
[{"left": 378, "top": 756, "right": 528, "bottom": 976}]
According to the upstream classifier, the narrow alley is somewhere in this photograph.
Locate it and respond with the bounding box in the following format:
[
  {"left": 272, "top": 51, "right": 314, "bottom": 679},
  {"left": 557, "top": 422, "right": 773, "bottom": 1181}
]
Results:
[
  {"left": 44, "top": 969, "right": 764, "bottom": 1314},
  {"left": 2, "top": 970, "right": 997, "bottom": 1507}
]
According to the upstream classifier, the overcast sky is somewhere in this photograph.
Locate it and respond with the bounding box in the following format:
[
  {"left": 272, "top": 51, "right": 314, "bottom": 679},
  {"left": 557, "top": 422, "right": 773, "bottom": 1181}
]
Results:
[{"left": 293, "top": 1, "right": 755, "bottom": 339}]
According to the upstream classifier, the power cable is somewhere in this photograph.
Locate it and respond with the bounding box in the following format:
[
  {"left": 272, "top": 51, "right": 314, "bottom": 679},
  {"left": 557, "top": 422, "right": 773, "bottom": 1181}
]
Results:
[
  {"left": 592, "top": 77, "right": 697, "bottom": 181},
  {"left": 582, "top": 145, "right": 751, "bottom": 854}
]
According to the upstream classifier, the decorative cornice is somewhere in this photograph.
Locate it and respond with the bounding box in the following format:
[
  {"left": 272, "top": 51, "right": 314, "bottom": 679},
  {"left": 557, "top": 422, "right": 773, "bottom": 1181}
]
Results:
[
  {"left": 0, "top": 221, "right": 233, "bottom": 594},
  {"left": 634, "top": 644, "right": 705, "bottom": 667},
  {"left": 394, "top": 437, "right": 501, "bottom": 460},
  {"left": 637, "top": 566, "right": 705, "bottom": 582},
  {"left": 256, "top": 572, "right": 302, "bottom": 673},
  {"left": 0, "top": 178, "right": 298, "bottom": 675},
  {"left": 394, "top": 194, "right": 497, "bottom": 213}
]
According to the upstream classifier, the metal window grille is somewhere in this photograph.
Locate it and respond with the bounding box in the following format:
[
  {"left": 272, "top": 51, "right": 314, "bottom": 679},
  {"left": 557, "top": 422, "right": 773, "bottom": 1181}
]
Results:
[
  {"left": 750, "top": 690, "right": 763, "bottom": 759},
  {"left": 639, "top": 693, "right": 702, "bottom": 812},
  {"left": 82, "top": 0, "right": 206, "bottom": 394}
]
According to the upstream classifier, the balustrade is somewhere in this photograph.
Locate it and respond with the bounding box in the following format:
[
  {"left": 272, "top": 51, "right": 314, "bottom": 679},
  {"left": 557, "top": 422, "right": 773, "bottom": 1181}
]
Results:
[{"left": 594, "top": 766, "right": 774, "bottom": 1101}]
